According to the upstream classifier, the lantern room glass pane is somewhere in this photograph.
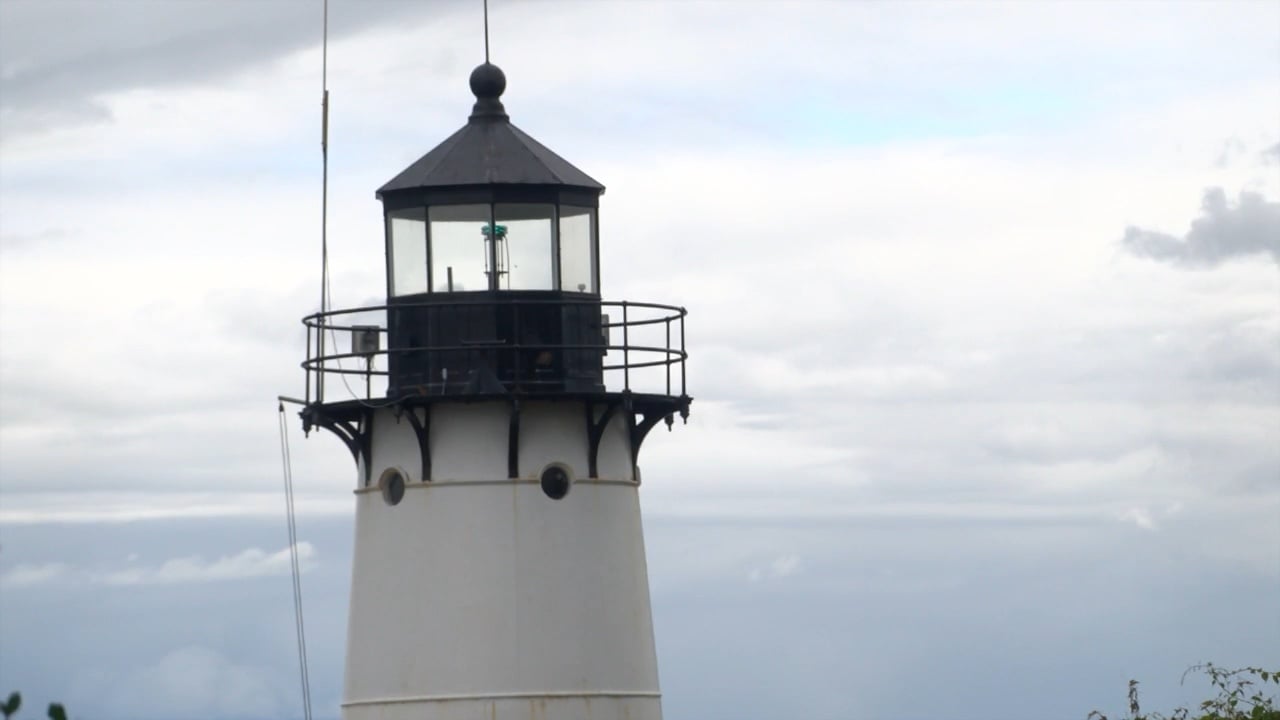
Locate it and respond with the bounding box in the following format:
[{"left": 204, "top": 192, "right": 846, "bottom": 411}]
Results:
[
  {"left": 429, "top": 204, "right": 491, "bottom": 292},
  {"left": 389, "top": 208, "right": 427, "bottom": 296},
  {"left": 559, "top": 206, "right": 596, "bottom": 293},
  {"left": 494, "top": 204, "right": 554, "bottom": 291}
]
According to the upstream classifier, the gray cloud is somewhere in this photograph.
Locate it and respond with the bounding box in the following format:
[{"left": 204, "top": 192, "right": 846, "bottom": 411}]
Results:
[
  {"left": 0, "top": 227, "right": 75, "bottom": 252},
  {"left": 1264, "top": 142, "right": 1280, "bottom": 165},
  {"left": 0, "top": 0, "right": 449, "bottom": 138},
  {"left": 1121, "top": 187, "right": 1280, "bottom": 267},
  {"left": 1215, "top": 136, "right": 1248, "bottom": 168}
]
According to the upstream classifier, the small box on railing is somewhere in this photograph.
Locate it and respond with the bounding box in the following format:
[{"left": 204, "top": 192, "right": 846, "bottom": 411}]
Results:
[{"left": 352, "top": 326, "right": 380, "bottom": 358}]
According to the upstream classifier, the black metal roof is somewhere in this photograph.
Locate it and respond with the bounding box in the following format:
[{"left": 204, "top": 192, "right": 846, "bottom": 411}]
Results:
[{"left": 378, "top": 63, "right": 604, "bottom": 196}]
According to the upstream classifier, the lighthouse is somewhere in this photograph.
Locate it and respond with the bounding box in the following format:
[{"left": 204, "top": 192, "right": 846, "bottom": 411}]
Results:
[{"left": 297, "top": 61, "right": 691, "bottom": 720}]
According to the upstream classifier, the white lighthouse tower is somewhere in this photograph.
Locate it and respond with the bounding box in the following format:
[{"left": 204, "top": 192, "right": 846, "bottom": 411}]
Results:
[{"left": 297, "top": 61, "right": 690, "bottom": 720}]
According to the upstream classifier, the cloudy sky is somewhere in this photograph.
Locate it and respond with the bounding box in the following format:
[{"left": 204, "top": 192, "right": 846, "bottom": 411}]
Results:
[{"left": 1, "top": 1, "right": 1278, "bottom": 718}]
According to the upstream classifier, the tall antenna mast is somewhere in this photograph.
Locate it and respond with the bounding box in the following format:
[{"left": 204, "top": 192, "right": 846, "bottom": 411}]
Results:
[
  {"left": 318, "top": 0, "right": 330, "bottom": 401},
  {"left": 484, "top": 0, "right": 490, "bottom": 63}
]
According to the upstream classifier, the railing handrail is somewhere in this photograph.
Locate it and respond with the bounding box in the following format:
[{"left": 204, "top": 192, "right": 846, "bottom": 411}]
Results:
[
  {"left": 302, "top": 343, "right": 685, "bottom": 373},
  {"left": 300, "top": 297, "right": 688, "bottom": 404},
  {"left": 301, "top": 297, "right": 685, "bottom": 327}
]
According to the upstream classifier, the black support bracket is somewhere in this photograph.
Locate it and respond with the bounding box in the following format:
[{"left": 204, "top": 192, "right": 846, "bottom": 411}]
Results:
[
  {"left": 299, "top": 390, "right": 691, "bottom": 486},
  {"left": 584, "top": 399, "right": 621, "bottom": 479},
  {"left": 507, "top": 398, "right": 522, "bottom": 479},
  {"left": 628, "top": 406, "right": 670, "bottom": 475},
  {"left": 402, "top": 405, "right": 432, "bottom": 482},
  {"left": 305, "top": 408, "right": 374, "bottom": 487}
]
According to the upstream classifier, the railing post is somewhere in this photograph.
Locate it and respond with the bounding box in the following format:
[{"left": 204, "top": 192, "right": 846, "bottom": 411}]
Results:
[
  {"left": 665, "top": 316, "right": 672, "bottom": 397},
  {"left": 622, "top": 301, "right": 630, "bottom": 391},
  {"left": 305, "top": 321, "right": 312, "bottom": 405},
  {"left": 680, "top": 309, "right": 687, "bottom": 397},
  {"left": 314, "top": 314, "right": 325, "bottom": 403}
]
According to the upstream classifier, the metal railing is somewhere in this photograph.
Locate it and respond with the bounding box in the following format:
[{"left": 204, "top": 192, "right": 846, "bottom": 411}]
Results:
[{"left": 301, "top": 298, "right": 688, "bottom": 405}]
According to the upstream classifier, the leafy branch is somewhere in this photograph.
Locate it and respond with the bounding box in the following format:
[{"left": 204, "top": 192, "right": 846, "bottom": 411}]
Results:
[
  {"left": 1, "top": 693, "right": 67, "bottom": 720},
  {"left": 1089, "top": 664, "right": 1280, "bottom": 720}
]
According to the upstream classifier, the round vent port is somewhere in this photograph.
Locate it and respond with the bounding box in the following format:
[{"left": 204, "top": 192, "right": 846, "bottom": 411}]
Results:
[
  {"left": 540, "top": 464, "right": 571, "bottom": 500},
  {"left": 379, "top": 468, "right": 407, "bottom": 506}
]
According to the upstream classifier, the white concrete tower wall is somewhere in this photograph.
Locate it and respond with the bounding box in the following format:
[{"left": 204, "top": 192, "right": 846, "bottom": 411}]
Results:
[{"left": 342, "top": 400, "right": 662, "bottom": 720}]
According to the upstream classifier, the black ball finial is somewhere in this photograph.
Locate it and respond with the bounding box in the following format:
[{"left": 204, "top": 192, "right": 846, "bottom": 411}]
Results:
[
  {"left": 468, "top": 63, "right": 508, "bottom": 120},
  {"left": 470, "top": 63, "right": 506, "bottom": 100}
]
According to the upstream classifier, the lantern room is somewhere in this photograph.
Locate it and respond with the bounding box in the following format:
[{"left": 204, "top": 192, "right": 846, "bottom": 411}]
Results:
[
  {"left": 378, "top": 63, "right": 603, "bottom": 298},
  {"left": 373, "top": 63, "right": 611, "bottom": 396}
]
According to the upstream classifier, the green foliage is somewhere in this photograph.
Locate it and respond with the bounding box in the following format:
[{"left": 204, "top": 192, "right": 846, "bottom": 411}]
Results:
[
  {"left": 1089, "top": 664, "right": 1280, "bottom": 720},
  {"left": 0, "top": 693, "right": 67, "bottom": 720}
]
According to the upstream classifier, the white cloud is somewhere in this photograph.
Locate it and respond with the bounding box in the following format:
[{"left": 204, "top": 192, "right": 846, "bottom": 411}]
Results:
[
  {"left": 0, "top": 562, "right": 68, "bottom": 588},
  {"left": 0, "top": 492, "right": 351, "bottom": 525},
  {"left": 748, "top": 554, "right": 803, "bottom": 583},
  {"left": 0, "top": 544, "right": 317, "bottom": 589},
  {"left": 95, "top": 543, "right": 315, "bottom": 586},
  {"left": 86, "top": 646, "right": 293, "bottom": 720},
  {"left": 770, "top": 554, "right": 801, "bottom": 578},
  {"left": 1120, "top": 507, "right": 1158, "bottom": 531}
]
